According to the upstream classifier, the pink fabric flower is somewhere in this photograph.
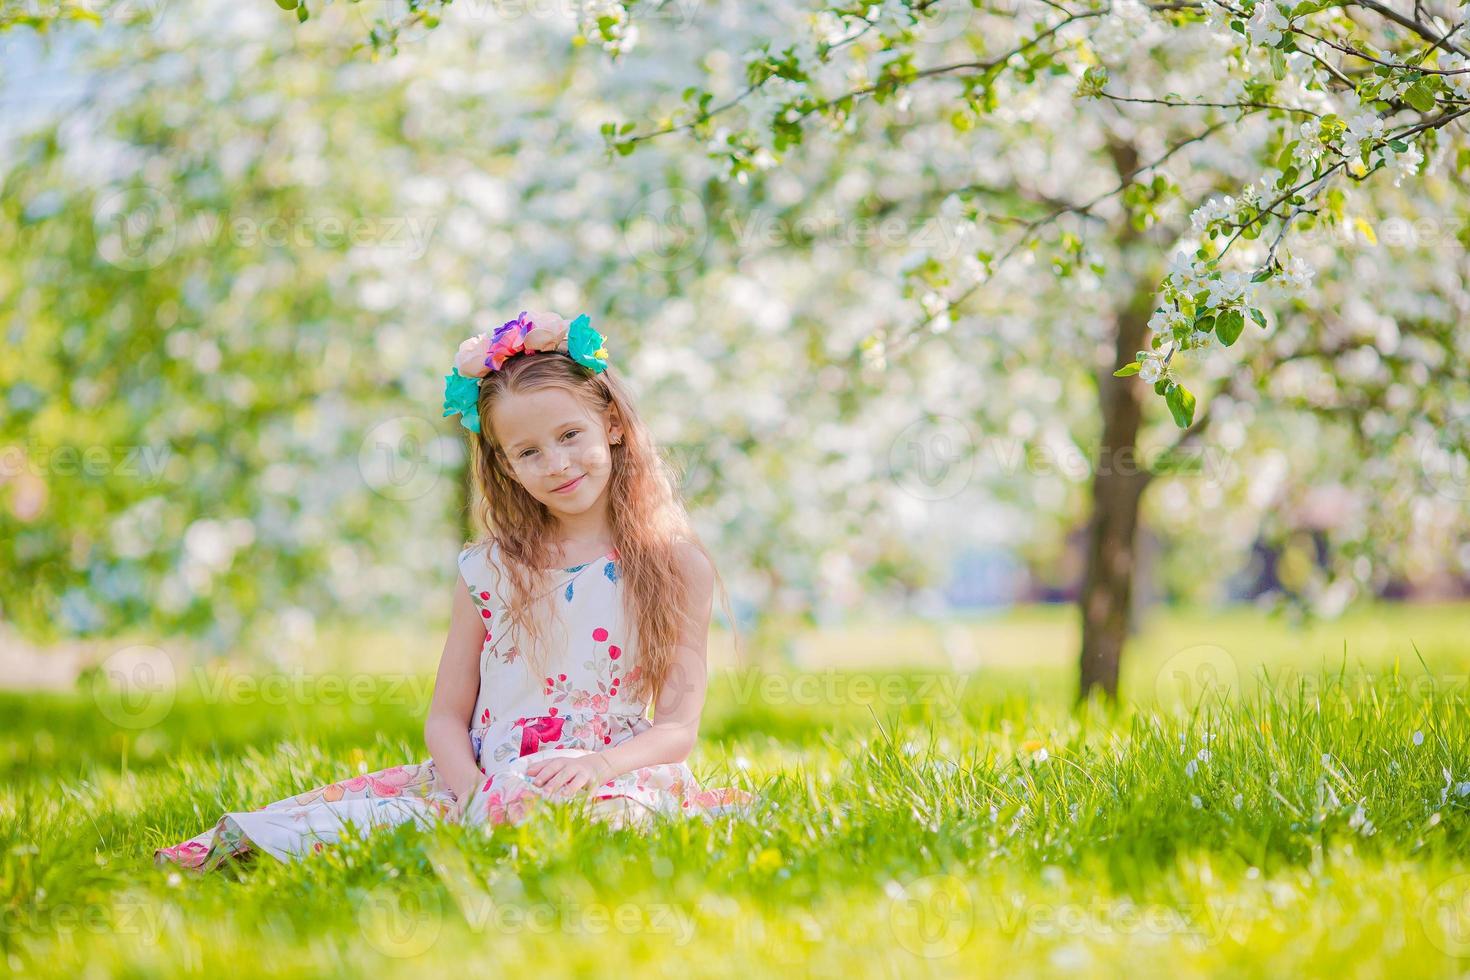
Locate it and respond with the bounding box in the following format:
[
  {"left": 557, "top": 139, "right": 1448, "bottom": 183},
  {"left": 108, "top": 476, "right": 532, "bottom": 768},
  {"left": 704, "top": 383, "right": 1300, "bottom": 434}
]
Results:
[
  {"left": 486, "top": 311, "right": 545, "bottom": 371},
  {"left": 483, "top": 785, "right": 533, "bottom": 825},
  {"left": 453, "top": 309, "right": 574, "bottom": 379},
  {"left": 368, "top": 766, "right": 411, "bottom": 797},
  {"left": 518, "top": 715, "right": 566, "bottom": 756},
  {"left": 523, "top": 310, "right": 571, "bottom": 352},
  {"left": 454, "top": 333, "right": 493, "bottom": 378}
]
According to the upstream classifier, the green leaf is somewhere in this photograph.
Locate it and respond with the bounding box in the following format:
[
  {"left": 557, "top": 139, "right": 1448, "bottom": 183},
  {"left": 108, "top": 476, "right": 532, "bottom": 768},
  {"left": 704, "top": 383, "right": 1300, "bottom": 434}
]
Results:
[
  {"left": 1249, "top": 307, "right": 1268, "bottom": 329},
  {"left": 275, "top": 0, "right": 297, "bottom": 9},
  {"left": 1165, "top": 383, "right": 1197, "bottom": 428},
  {"left": 1388, "top": 139, "right": 1409, "bottom": 152},
  {"left": 1405, "top": 81, "right": 1436, "bottom": 112},
  {"left": 1113, "top": 362, "right": 1142, "bottom": 377},
  {"left": 1216, "top": 308, "right": 1245, "bottom": 346},
  {"left": 1275, "top": 141, "right": 1298, "bottom": 172},
  {"left": 1270, "top": 48, "right": 1287, "bottom": 81}
]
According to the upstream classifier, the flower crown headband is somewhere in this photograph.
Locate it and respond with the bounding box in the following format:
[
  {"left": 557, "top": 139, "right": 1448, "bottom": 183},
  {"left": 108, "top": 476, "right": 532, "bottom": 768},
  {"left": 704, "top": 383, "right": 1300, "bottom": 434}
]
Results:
[{"left": 442, "top": 309, "right": 609, "bottom": 434}]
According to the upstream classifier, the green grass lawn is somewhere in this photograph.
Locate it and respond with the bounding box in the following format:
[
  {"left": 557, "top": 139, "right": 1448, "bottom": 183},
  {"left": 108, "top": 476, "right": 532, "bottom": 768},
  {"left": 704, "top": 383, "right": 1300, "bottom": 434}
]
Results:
[{"left": 4, "top": 604, "right": 1470, "bottom": 977}]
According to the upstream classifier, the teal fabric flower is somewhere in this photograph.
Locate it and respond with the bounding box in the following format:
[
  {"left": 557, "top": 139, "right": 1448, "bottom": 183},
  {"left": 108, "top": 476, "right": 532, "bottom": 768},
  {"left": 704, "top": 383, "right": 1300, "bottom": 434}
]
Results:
[
  {"left": 566, "top": 314, "right": 609, "bottom": 374},
  {"left": 442, "top": 368, "right": 483, "bottom": 433}
]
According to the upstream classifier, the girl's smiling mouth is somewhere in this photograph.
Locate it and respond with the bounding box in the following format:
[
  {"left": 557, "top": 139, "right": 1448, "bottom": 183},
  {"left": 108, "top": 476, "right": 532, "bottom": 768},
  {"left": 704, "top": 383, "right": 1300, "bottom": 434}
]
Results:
[{"left": 551, "top": 475, "right": 584, "bottom": 494}]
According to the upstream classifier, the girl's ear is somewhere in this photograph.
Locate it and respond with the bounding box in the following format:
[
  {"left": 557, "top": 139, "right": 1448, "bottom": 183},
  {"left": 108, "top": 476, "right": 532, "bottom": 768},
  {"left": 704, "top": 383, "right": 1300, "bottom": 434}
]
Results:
[{"left": 605, "top": 406, "right": 624, "bottom": 445}]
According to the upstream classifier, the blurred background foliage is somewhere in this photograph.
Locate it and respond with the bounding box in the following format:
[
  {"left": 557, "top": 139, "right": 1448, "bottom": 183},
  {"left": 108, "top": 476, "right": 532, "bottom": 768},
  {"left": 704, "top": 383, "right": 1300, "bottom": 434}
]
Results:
[{"left": 2, "top": 0, "right": 1468, "bottom": 681}]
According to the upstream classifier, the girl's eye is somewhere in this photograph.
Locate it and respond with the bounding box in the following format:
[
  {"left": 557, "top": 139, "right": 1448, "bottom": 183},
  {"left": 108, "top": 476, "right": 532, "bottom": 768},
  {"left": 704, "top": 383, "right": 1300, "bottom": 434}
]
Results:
[
  {"left": 519, "top": 448, "right": 537, "bottom": 459},
  {"left": 523, "top": 429, "right": 579, "bottom": 461}
]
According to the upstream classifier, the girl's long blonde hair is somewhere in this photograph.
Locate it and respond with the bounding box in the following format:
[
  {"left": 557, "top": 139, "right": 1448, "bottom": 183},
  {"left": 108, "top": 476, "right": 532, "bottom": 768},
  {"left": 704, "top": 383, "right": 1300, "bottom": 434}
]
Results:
[{"left": 462, "top": 350, "right": 732, "bottom": 705}]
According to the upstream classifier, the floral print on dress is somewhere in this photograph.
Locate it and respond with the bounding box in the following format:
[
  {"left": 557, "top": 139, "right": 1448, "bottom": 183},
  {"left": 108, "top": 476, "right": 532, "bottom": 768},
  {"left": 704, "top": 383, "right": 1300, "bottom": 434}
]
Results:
[{"left": 154, "top": 541, "right": 753, "bottom": 872}]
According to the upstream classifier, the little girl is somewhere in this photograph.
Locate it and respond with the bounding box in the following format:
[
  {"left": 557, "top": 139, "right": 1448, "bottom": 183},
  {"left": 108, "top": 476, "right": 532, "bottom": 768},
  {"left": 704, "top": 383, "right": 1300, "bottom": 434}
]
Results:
[{"left": 155, "top": 309, "right": 752, "bottom": 872}]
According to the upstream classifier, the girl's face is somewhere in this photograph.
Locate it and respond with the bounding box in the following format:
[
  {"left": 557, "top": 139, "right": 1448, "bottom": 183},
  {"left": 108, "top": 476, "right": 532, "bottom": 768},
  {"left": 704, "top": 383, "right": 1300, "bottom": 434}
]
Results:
[{"left": 490, "top": 386, "right": 621, "bottom": 520}]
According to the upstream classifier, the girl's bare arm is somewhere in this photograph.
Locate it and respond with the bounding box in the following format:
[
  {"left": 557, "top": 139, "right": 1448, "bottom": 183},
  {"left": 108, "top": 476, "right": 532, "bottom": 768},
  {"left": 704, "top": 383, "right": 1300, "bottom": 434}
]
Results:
[{"left": 423, "top": 572, "right": 487, "bottom": 805}]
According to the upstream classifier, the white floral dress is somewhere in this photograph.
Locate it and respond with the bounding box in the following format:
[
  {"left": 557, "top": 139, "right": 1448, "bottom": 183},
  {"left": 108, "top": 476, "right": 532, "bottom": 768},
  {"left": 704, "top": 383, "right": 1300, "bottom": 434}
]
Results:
[{"left": 154, "top": 542, "right": 752, "bottom": 872}]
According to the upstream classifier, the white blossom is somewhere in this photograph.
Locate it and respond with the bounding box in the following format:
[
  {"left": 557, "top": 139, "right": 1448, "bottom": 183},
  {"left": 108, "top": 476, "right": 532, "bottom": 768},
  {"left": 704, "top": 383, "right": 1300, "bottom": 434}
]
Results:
[
  {"left": 1148, "top": 308, "right": 1183, "bottom": 334},
  {"left": 1247, "top": 1, "right": 1288, "bottom": 47},
  {"left": 1205, "top": 269, "right": 1249, "bottom": 309},
  {"left": 812, "top": 10, "right": 848, "bottom": 46},
  {"left": 1190, "top": 195, "right": 1235, "bottom": 233},
  {"left": 1342, "top": 112, "right": 1386, "bottom": 159},
  {"left": 1294, "top": 121, "right": 1326, "bottom": 165},
  {"left": 1093, "top": 0, "right": 1157, "bottom": 59},
  {"left": 1139, "top": 354, "right": 1165, "bottom": 383},
  {"left": 1168, "top": 250, "right": 1205, "bottom": 291},
  {"left": 790, "top": 39, "right": 820, "bottom": 68},
  {"left": 872, "top": 0, "right": 912, "bottom": 33},
  {"left": 1281, "top": 254, "right": 1314, "bottom": 290},
  {"left": 1380, "top": 77, "right": 1410, "bottom": 101},
  {"left": 1441, "top": 53, "right": 1470, "bottom": 98},
  {"left": 1381, "top": 141, "right": 1423, "bottom": 187}
]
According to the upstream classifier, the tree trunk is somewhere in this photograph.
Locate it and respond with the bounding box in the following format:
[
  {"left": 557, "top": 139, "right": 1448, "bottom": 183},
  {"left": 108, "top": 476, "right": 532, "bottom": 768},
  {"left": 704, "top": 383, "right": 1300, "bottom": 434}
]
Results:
[
  {"left": 1076, "top": 334, "right": 1149, "bottom": 699},
  {"left": 1076, "top": 139, "right": 1155, "bottom": 701}
]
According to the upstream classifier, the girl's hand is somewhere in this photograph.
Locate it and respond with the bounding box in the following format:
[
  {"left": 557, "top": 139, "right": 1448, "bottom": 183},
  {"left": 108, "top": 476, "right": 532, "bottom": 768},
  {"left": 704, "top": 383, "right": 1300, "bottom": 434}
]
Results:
[
  {"left": 443, "top": 769, "right": 487, "bottom": 824},
  {"left": 450, "top": 785, "right": 478, "bottom": 824},
  {"left": 525, "top": 753, "right": 614, "bottom": 800}
]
